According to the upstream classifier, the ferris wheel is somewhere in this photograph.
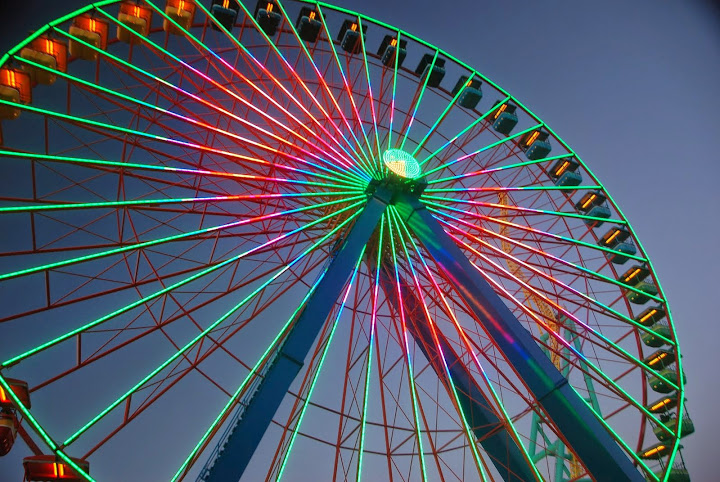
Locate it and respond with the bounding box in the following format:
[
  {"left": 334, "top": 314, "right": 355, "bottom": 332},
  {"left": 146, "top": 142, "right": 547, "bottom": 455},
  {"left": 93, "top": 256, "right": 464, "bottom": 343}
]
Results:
[{"left": 0, "top": 0, "right": 694, "bottom": 480}]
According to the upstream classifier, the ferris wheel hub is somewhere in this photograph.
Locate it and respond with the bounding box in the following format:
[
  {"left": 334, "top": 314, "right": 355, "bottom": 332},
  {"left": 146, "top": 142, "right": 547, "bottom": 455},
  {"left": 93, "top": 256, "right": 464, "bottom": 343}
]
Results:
[{"left": 382, "top": 148, "right": 421, "bottom": 179}]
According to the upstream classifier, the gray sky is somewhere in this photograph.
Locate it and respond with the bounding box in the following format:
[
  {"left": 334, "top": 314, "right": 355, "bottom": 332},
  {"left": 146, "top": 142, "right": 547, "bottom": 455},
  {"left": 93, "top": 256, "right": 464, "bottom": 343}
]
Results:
[{"left": 0, "top": 0, "right": 717, "bottom": 479}]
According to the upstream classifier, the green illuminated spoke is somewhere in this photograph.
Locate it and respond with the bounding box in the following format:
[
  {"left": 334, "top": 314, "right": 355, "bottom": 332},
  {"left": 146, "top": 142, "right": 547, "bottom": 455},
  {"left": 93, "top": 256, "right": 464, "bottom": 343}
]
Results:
[
  {"left": 390, "top": 207, "right": 540, "bottom": 481},
  {"left": 385, "top": 212, "right": 428, "bottom": 481},
  {"left": 357, "top": 17, "right": 383, "bottom": 165},
  {"left": 411, "top": 72, "right": 476, "bottom": 158},
  {"left": 422, "top": 123, "right": 543, "bottom": 178},
  {"left": 1, "top": 198, "right": 365, "bottom": 369},
  {"left": 314, "top": 4, "right": 378, "bottom": 174},
  {"left": 0, "top": 196, "right": 363, "bottom": 283},
  {"left": 419, "top": 95, "right": 511, "bottom": 167},
  {"left": 13, "top": 55, "right": 365, "bottom": 188},
  {"left": 61, "top": 206, "right": 363, "bottom": 448},
  {"left": 399, "top": 50, "right": 438, "bottom": 152},
  {"left": 423, "top": 193, "right": 628, "bottom": 225},
  {"left": 427, "top": 153, "right": 572, "bottom": 185},
  {"left": 355, "top": 215, "right": 384, "bottom": 481},
  {"left": 451, "top": 242, "right": 675, "bottom": 457},
  {"left": 276, "top": 246, "right": 366, "bottom": 481},
  {"left": 386, "top": 32, "right": 402, "bottom": 156},
  {"left": 425, "top": 202, "right": 651, "bottom": 267},
  {"left": 425, "top": 184, "right": 602, "bottom": 193},
  {"left": 184, "top": 2, "right": 373, "bottom": 177}
]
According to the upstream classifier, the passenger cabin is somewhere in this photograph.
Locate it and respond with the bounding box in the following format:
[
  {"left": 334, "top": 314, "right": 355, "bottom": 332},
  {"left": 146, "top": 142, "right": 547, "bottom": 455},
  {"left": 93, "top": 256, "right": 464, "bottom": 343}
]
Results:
[
  {"left": 19, "top": 37, "right": 68, "bottom": 85},
  {"left": 598, "top": 226, "right": 629, "bottom": 248},
  {"left": 489, "top": 100, "right": 518, "bottom": 135},
  {"left": 377, "top": 35, "right": 407, "bottom": 68},
  {"left": 654, "top": 415, "right": 695, "bottom": 441},
  {"left": 642, "top": 325, "right": 672, "bottom": 347},
  {"left": 296, "top": 7, "right": 322, "bottom": 43},
  {"left": 646, "top": 393, "right": 678, "bottom": 414},
  {"left": 634, "top": 305, "right": 665, "bottom": 326},
  {"left": 210, "top": 0, "right": 240, "bottom": 31},
  {"left": 644, "top": 348, "right": 676, "bottom": 369},
  {"left": 0, "top": 378, "right": 31, "bottom": 409},
  {"left": 639, "top": 442, "right": 672, "bottom": 460},
  {"left": 0, "top": 69, "right": 31, "bottom": 120},
  {"left": 254, "top": 1, "right": 282, "bottom": 36},
  {"left": 628, "top": 281, "right": 658, "bottom": 304},
  {"left": 415, "top": 54, "right": 446, "bottom": 87},
  {"left": 548, "top": 157, "right": 582, "bottom": 187},
  {"left": 618, "top": 265, "right": 650, "bottom": 286},
  {"left": 575, "top": 190, "right": 606, "bottom": 213},
  {"left": 337, "top": 20, "right": 367, "bottom": 54},
  {"left": 649, "top": 368, "right": 684, "bottom": 394},
  {"left": 583, "top": 204, "right": 611, "bottom": 228},
  {"left": 68, "top": 15, "right": 109, "bottom": 61},
  {"left": 163, "top": 0, "right": 196, "bottom": 34},
  {"left": 0, "top": 412, "right": 17, "bottom": 456},
  {"left": 518, "top": 129, "right": 551, "bottom": 160},
  {"left": 607, "top": 241, "right": 636, "bottom": 264},
  {"left": 24, "top": 455, "right": 90, "bottom": 482},
  {"left": 117, "top": 2, "right": 153, "bottom": 43},
  {"left": 452, "top": 76, "right": 482, "bottom": 109}
]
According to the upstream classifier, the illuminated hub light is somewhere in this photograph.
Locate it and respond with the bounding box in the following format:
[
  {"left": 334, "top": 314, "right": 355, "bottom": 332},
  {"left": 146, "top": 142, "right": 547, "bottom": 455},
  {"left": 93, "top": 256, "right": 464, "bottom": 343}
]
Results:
[{"left": 383, "top": 149, "right": 421, "bottom": 179}]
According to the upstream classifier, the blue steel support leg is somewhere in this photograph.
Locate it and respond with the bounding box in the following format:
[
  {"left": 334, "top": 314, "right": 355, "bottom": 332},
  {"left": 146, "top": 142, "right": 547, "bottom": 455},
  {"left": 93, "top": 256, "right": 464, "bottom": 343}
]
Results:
[
  {"left": 377, "top": 260, "right": 537, "bottom": 481},
  {"left": 394, "top": 194, "right": 644, "bottom": 482},
  {"left": 204, "top": 189, "right": 391, "bottom": 482}
]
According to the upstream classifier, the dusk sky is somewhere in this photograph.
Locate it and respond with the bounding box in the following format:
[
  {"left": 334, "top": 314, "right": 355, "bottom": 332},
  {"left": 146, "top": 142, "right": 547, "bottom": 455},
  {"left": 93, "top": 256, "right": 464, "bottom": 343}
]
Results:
[{"left": 0, "top": 0, "right": 718, "bottom": 480}]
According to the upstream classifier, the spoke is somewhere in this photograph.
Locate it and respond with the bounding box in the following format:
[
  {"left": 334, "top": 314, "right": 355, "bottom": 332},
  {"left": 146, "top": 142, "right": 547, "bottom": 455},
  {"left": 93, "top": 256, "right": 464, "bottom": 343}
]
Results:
[
  {"left": 356, "top": 215, "right": 385, "bottom": 482},
  {"left": 0, "top": 195, "right": 363, "bottom": 282},
  {"left": 357, "top": 17, "right": 383, "bottom": 163},
  {"left": 386, "top": 32, "right": 402, "bottom": 157},
  {"left": 422, "top": 123, "right": 543, "bottom": 178},
  {"left": 399, "top": 50, "right": 437, "bottom": 152},
  {"left": 1, "top": 198, "right": 365, "bottom": 368},
  {"left": 411, "top": 73, "right": 475, "bottom": 158},
  {"left": 13, "top": 54, "right": 365, "bottom": 187},
  {"left": 386, "top": 212, "right": 427, "bottom": 481},
  {"left": 61, "top": 203, "right": 363, "bottom": 447},
  {"left": 419, "top": 95, "right": 511, "bottom": 167},
  {"left": 427, "top": 153, "right": 572, "bottom": 185},
  {"left": 276, "top": 245, "right": 367, "bottom": 481}
]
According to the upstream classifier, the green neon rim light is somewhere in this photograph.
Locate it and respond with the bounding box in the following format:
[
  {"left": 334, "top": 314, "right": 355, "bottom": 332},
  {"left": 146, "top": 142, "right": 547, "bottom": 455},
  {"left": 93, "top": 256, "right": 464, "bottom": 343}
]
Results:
[{"left": 382, "top": 149, "right": 422, "bottom": 179}]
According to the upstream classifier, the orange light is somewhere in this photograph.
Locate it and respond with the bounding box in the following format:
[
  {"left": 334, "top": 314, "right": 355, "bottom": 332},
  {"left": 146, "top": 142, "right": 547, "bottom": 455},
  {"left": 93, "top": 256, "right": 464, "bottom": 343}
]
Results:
[
  {"left": 266, "top": 2, "right": 273, "bottom": 12},
  {"left": 89, "top": 18, "right": 97, "bottom": 33},
  {"left": 466, "top": 79, "right": 472, "bottom": 87},
  {"left": 604, "top": 230, "right": 622, "bottom": 245},
  {"left": 639, "top": 309, "right": 658, "bottom": 324},
  {"left": 624, "top": 268, "right": 642, "bottom": 283},
  {"left": 44, "top": 38, "right": 54, "bottom": 56},
  {"left": 525, "top": 131, "right": 540, "bottom": 147},
  {"left": 309, "top": 11, "right": 316, "bottom": 20},
  {"left": 650, "top": 398, "right": 672, "bottom": 411},
  {"left": 643, "top": 445, "right": 665, "bottom": 457},
  {"left": 133, "top": 5, "right": 141, "bottom": 17},
  {"left": 350, "top": 23, "right": 358, "bottom": 32},
  {"left": 0, "top": 386, "right": 7, "bottom": 403},
  {"left": 222, "top": 0, "right": 230, "bottom": 8},
  {"left": 178, "top": 0, "right": 185, "bottom": 12},
  {"left": 581, "top": 194, "right": 597, "bottom": 209},
  {"left": 390, "top": 38, "right": 397, "bottom": 47},
  {"left": 648, "top": 352, "right": 668, "bottom": 366},
  {"left": 554, "top": 160, "right": 570, "bottom": 177},
  {"left": 493, "top": 103, "right": 507, "bottom": 120}
]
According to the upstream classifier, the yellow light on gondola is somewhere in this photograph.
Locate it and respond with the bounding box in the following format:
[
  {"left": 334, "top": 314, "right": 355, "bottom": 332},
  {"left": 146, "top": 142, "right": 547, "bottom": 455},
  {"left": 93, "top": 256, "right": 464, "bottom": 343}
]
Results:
[
  {"left": 650, "top": 398, "right": 672, "bottom": 411},
  {"left": 640, "top": 309, "right": 658, "bottom": 324}
]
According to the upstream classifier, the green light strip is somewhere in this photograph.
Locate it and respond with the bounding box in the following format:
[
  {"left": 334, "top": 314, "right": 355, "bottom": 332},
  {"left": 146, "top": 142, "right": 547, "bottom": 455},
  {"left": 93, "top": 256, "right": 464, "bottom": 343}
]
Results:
[
  {"left": 427, "top": 153, "right": 573, "bottom": 185},
  {"left": 399, "top": 49, "right": 438, "bottom": 152},
  {"left": 52, "top": 25, "right": 368, "bottom": 186},
  {"left": 1, "top": 198, "right": 364, "bottom": 368},
  {"left": 411, "top": 72, "right": 475, "bottom": 158},
  {"left": 355, "top": 214, "right": 384, "bottom": 482},
  {"left": 425, "top": 185, "right": 602, "bottom": 193},
  {"left": 422, "top": 194, "right": 627, "bottom": 226},
  {"left": 62, "top": 206, "right": 364, "bottom": 447},
  {"left": 451, "top": 237, "right": 678, "bottom": 428},
  {"left": 13, "top": 55, "right": 363, "bottom": 188},
  {"left": 386, "top": 31, "right": 402, "bottom": 162},
  {"left": 186, "top": 1, "right": 374, "bottom": 177},
  {"left": 276, "top": 245, "right": 367, "bottom": 481},
  {"left": 314, "top": 3, "right": 378, "bottom": 176},
  {"left": 422, "top": 123, "right": 542, "bottom": 178},
  {"left": 425, "top": 202, "right": 651, "bottom": 266},
  {"left": 357, "top": 16, "right": 383, "bottom": 169},
  {"left": 169, "top": 207, "right": 364, "bottom": 481},
  {"left": 386, "top": 212, "right": 428, "bottom": 482},
  {"left": 0, "top": 195, "right": 363, "bottom": 283},
  {"left": 388, "top": 207, "right": 490, "bottom": 481}
]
